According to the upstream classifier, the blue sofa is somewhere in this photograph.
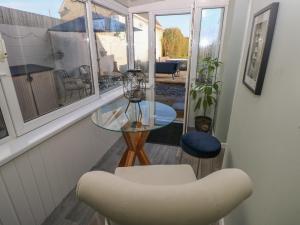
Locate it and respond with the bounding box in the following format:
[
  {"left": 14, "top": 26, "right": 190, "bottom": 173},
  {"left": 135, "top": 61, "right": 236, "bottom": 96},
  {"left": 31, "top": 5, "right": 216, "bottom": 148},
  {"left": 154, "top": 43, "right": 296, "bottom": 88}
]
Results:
[{"left": 155, "top": 62, "right": 180, "bottom": 79}]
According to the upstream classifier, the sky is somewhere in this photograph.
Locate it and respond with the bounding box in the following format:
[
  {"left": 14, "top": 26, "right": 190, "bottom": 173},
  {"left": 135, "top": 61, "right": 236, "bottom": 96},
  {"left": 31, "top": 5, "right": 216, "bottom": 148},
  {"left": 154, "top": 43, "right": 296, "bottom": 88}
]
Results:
[
  {"left": 0, "top": 1, "right": 223, "bottom": 47},
  {"left": 157, "top": 9, "right": 223, "bottom": 47},
  {"left": 156, "top": 14, "right": 191, "bottom": 37},
  {"left": 0, "top": 0, "right": 62, "bottom": 18}
]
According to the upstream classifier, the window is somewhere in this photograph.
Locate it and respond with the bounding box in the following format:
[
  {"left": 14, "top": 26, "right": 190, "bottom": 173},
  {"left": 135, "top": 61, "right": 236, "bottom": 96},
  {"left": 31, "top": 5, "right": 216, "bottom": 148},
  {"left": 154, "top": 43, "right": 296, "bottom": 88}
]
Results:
[
  {"left": 133, "top": 13, "right": 149, "bottom": 80},
  {"left": 186, "top": 8, "right": 225, "bottom": 130},
  {"left": 197, "top": 8, "right": 224, "bottom": 61},
  {"left": 0, "top": 109, "right": 8, "bottom": 139},
  {"left": 91, "top": 3, "right": 128, "bottom": 93},
  {"left": 0, "top": 0, "right": 97, "bottom": 135}
]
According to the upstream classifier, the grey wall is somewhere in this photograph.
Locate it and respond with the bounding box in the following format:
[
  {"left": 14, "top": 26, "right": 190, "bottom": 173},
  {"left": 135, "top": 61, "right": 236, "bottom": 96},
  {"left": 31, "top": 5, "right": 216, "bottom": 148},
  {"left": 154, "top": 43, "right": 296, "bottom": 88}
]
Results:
[
  {"left": 215, "top": 0, "right": 250, "bottom": 142},
  {"left": 224, "top": 0, "right": 300, "bottom": 225}
]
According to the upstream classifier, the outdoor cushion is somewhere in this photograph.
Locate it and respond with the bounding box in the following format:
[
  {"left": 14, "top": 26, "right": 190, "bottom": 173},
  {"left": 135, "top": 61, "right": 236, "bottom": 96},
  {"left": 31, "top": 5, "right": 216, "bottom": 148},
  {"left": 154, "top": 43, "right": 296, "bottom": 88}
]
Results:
[
  {"left": 181, "top": 131, "right": 221, "bottom": 158},
  {"left": 156, "top": 62, "right": 178, "bottom": 74}
]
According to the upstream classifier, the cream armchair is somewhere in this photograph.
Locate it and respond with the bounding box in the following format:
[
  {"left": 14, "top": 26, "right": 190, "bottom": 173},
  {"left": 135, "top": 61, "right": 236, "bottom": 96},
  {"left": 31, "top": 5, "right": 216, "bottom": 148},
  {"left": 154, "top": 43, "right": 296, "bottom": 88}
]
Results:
[{"left": 77, "top": 165, "right": 252, "bottom": 225}]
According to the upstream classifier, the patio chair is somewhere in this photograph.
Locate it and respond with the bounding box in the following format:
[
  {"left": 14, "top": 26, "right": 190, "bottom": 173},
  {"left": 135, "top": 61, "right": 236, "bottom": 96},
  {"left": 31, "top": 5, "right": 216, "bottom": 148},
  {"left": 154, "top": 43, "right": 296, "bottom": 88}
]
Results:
[
  {"left": 98, "top": 56, "right": 123, "bottom": 90},
  {"left": 79, "top": 65, "right": 93, "bottom": 95},
  {"left": 54, "top": 69, "right": 86, "bottom": 103},
  {"left": 77, "top": 165, "right": 253, "bottom": 225}
]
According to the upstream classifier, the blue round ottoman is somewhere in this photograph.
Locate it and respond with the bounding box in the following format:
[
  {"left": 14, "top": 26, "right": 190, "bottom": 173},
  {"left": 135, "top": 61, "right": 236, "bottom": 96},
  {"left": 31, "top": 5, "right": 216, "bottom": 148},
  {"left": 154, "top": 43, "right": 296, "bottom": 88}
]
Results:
[{"left": 180, "top": 131, "right": 221, "bottom": 158}]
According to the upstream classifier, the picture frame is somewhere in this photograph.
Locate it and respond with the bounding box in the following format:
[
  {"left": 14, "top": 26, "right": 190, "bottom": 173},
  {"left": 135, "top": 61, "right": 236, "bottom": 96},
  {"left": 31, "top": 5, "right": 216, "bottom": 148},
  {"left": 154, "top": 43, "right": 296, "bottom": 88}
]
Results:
[{"left": 243, "top": 2, "right": 279, "bottom": 95}]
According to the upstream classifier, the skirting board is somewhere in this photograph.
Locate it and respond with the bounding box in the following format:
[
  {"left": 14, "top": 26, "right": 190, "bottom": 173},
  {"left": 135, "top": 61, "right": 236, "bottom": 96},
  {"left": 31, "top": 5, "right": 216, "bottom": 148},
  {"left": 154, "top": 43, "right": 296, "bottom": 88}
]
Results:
[{"left": 221, "top": 142, "right": 228, "bottom": 149}]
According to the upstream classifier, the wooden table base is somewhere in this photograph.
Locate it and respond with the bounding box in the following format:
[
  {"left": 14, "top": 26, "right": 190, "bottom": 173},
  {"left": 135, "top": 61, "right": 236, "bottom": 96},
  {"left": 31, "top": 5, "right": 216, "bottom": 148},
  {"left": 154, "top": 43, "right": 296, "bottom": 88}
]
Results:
[{"left": 119, "top": 130, "right": 151, "bottom": 167}]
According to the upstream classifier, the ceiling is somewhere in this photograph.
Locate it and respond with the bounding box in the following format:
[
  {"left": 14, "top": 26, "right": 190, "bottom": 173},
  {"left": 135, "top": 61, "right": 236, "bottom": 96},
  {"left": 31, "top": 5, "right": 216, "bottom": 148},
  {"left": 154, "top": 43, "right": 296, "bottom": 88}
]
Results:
[{"left": 114, "top": 0, "right": 164, "bottom": 7}]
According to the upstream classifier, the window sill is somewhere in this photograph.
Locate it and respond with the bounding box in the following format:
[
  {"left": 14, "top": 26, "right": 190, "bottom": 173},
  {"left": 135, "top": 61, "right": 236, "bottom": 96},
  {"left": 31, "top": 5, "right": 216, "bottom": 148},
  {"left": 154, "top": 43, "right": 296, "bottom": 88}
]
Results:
[{"left": 0, "top": 87, "right": 124, "bottom": 167}]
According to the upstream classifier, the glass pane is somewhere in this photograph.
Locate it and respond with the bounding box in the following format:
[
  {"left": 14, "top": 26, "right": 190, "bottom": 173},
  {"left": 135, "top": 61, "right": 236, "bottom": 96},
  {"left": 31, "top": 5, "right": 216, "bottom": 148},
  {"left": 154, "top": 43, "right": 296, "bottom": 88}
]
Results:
[
  {"left": 91, "top": 3, "right": 128, "bottom": 93},
  {"left": 0, "top": 1, "right": 94, "bottom": 122},
  {"left": 198, "top": 8, "right": 224, "bottom": 60},
  {"left": 0, "top": 109, "right": 8, "bottom": 139},
  {"left": 133, "top": 13, "right": 149, "bottom": 81},
  {"left": 155, "top": 14, "right": 191, "bottom": 123},
  {"left": 187, "top": 8, "right": 224, "bottom": 131}
]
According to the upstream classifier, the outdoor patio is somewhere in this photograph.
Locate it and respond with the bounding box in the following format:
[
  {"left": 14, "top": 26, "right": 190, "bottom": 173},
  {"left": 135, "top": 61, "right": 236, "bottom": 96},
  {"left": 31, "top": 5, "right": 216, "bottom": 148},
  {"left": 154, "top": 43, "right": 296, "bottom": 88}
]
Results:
[{"left": 155, "top": 70, "right": 187, "bottom": 84}]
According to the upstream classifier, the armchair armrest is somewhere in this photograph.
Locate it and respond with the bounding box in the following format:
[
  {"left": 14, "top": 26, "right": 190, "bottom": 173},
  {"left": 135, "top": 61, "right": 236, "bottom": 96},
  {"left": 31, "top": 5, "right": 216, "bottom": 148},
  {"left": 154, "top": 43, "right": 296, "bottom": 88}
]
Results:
[{"left": 77, "top": 168, "right": 252, "bottom": 225}]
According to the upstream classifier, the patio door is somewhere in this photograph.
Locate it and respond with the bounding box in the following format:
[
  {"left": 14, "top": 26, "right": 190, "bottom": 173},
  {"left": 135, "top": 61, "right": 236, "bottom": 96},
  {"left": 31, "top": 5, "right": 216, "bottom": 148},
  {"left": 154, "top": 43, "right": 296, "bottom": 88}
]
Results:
[
  {"left": 145, "top": 12, "right": 192, "bottom": 146},
  {"left": 184, "top": 5, "right": 226, "bottom": 133},
  {"left": 129, "top": 1, "right": 227, "bottom": 144},
  {"left": 154, "top": 13, "right": 192, "bottom": 123}
]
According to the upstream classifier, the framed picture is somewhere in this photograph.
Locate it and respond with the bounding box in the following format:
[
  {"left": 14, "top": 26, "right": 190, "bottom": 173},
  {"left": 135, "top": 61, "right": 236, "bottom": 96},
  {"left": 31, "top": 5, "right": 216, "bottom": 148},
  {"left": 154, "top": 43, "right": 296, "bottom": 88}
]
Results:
[{"left": 243, "top": 2, "right": 279, "bottom": 95}]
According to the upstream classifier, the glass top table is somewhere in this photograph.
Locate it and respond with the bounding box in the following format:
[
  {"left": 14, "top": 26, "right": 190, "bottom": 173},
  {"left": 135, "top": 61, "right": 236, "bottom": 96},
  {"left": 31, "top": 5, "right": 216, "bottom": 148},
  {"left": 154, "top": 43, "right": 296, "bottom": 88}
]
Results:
[
  {"left": 91, "top": 99, "right": 176, "bottom": 167},
  {"left": 92, "top": 100, "right": 176, "bottom": 132}
]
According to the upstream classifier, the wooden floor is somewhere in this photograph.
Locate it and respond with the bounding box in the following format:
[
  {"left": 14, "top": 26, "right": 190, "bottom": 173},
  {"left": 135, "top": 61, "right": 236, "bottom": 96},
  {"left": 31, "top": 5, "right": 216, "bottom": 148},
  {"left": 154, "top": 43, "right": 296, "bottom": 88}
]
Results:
[
  {"left": 155, "top": 71, "right": 187, "bottom": 84},
  {"left": 42, "top": 138, "right": 224, "bottom": 225}
]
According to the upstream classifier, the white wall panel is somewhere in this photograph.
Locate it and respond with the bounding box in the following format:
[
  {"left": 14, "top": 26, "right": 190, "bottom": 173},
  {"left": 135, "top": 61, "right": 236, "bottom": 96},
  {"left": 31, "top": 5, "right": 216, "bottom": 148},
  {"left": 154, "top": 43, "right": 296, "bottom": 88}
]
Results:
[
  {"left": 39, "top": 141, "right": 65, "bottom": 207},
  {"left": 14, "top": 154, "right": 46, "bottom": 225},
  {"left": 1, "top": 162, "right": 36, "bottom": 225},
  {"left": 0, "top": 116, "right": 120, "bottom": 225},
  {"left": 27, "top": 148, "right": 55, "bottom": 217},
  {"left": 0, "top": 175, "right": 20, "bottom": 225}
]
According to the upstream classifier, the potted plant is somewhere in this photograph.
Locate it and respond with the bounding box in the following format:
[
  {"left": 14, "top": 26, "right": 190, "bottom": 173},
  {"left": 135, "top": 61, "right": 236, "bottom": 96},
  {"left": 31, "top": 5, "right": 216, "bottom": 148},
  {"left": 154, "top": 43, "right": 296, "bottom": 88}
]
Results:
[{"left": 190, "top": 57, "right": 222, "bottom": 132}]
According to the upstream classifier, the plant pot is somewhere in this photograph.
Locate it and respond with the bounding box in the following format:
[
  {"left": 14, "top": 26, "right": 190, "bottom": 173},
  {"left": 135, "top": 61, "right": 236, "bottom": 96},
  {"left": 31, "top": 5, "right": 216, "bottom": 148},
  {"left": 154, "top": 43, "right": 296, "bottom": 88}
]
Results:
[{"left": 195, "top": 116, "right": 212, "bottom": 132}]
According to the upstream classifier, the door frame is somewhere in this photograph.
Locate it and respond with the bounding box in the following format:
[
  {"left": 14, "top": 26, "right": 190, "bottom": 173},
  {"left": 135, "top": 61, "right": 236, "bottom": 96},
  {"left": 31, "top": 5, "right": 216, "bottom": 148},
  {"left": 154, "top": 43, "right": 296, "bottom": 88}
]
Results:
[
  {"left": 184, "top": 2, "right": 229, "bottom": 133},
  {"left": 129, "top": 0, "right": 229, "bottom": 133},
  {"left": 150, "top": 9, "right": 194, "bottom": 131}
]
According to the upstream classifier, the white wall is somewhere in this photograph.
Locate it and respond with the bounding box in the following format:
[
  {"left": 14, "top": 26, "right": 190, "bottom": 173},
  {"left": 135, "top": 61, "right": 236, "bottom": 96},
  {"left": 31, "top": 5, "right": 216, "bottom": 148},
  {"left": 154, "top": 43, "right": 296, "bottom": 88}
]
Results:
[
  {"left": 97, "top": 33, "right": 128, "bottom": 72},
  {"left": 133, "top": 15, "right": 149, "bottom": 63},
  {"left": 0, "top": 24, "right": 92, "bottom": 76},
  {"left": 224, "top": 1, "right": 300, "bottom": 225},
  {"left": 0, "top": 24, "right": 54, "bottom": 67},
  {"left": 215, "top": 0, "right": 250, "bottom": 141},
  {"left": 50, "top": 31, "right": 91, "bottom": 75},
  {"left": 0, "top": 116, "right": 120, "bottom": 225}
]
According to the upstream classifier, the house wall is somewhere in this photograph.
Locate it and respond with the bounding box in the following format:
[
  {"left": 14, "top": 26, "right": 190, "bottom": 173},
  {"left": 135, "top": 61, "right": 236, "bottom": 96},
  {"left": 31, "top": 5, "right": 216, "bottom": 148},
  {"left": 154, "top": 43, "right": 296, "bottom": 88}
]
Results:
[
  {"left": 134, "top": 15, "right": 149, "bottom": 64},
  {"left": 97, "top": 33, "right": 128, "bottom": 72},
  {"left": 224, "top": 1, "right": 300, "bottom": 225},
  {"left": 0, "top": 116, "right": 120, "bottom": 225},
  {"left": 155, "top": 27, "right": 163, "bottom": 60},
  {"left": 214, "top": 0, "right": 250, "bottom": 141}
]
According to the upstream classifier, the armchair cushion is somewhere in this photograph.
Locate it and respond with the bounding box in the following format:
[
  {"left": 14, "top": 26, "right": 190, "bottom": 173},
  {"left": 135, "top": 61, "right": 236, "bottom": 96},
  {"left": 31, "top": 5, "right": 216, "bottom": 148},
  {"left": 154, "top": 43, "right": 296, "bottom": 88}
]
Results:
[{"left": 115, "top": 165, "right": 196, "bottom": 185}]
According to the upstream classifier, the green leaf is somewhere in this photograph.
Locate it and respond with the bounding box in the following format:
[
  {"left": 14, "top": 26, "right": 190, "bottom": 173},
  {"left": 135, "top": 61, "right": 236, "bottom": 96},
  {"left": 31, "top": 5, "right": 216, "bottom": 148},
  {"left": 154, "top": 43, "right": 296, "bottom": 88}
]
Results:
[
  {"left": 194, "top": 97, "right": 202, "bottom": 112},
  {"left": 212, "top": 97, "right": 217, "bottom": 104},
  {"left": 192, "top": 90, "right": 197, "bottom": 99},
  {"left": 206, "top": 86, "right": 213, "bottom": 95},
  {"left": 207, "top": 96, "right": 213, "bottom": 106},
  {"left": 213, "top": 82, "right": 219, "bottom": 93},
  {"left": 203, "top": 99, "right": 208, "bottom": 110}
]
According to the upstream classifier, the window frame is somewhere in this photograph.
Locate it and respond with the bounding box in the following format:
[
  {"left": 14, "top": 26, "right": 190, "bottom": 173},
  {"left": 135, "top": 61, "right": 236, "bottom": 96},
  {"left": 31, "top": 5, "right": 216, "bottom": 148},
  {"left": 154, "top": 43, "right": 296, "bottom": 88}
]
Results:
[
  {"left": 0, "top": 0, "right": 100, "bottom": 136},
  {"left": 0, "top": 75, "right": 16, "bottom": 144},
  {"left": 0, "top": 0, "right": 130, "bottom": 137},
  {"left": 91, "top": 0, "right": 131, "bottom": 92},
  {"left": 131, "top": 12, "right": 150, "bottom": 76}
]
